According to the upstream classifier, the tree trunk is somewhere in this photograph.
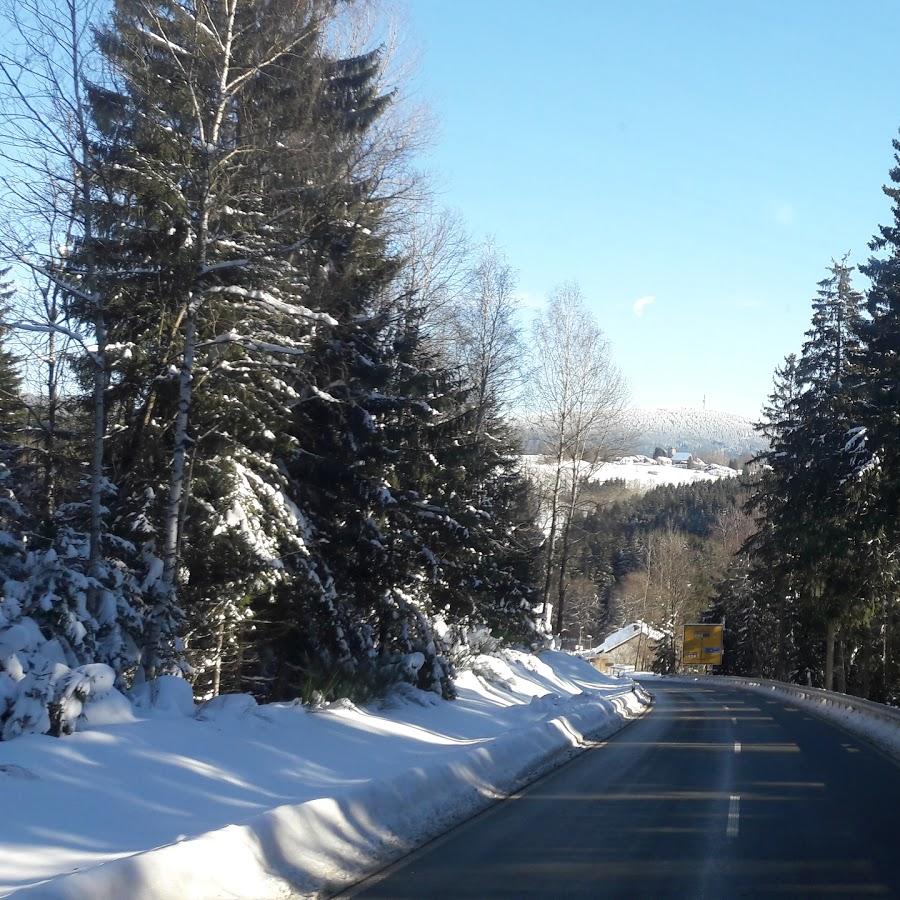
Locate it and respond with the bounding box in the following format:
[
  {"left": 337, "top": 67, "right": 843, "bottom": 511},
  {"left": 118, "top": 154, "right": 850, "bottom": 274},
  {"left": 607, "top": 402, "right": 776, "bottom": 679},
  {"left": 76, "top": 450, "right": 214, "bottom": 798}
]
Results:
[
  {"left": 540, "top": 454, "right": 563, "bottom": 629},
  {"left": 211, "top": 614, "right": 225, "bottom": 698},
  {"left": 88, "top": 316, "right": 106, "bottom": 566},
  {"left": 554, "top": 477, "right": 579, "bottom": 635},
  {"left": 884, "top": 597, "right": 891, "bottom": 701},
  {"left": 633, "top": 630, "right": 644, "bottom": 670},
  {"left": 836, "top": 636, "right": 847, "bottom": 694},
  {"left": 151, "top": 310, "right": 197, "bottom": 678},
  {"left": 44, "top": 298, "right": 58, "bottom": 519},
  {"left": 162, "top": 311, "right": 196, "bottom": 583},
  {"left": 824, "top": 619, "right": 836, "bottom": 691},
  {"left": 69, "top": 0, "right": 106, "bottom": 606}
]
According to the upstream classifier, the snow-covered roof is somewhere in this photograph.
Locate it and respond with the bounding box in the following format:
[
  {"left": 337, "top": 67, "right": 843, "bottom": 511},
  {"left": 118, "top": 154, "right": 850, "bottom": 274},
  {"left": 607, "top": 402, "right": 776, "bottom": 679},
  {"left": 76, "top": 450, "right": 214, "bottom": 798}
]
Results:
[
  {"left": 671, "top": 451, "right": 693, "bottom": 462},
  {"left": 587, "top": 621, "right": 664, "bottom": 655},
  {"left": 615, "top": 454, "right": 656, "bottom": 466},
  {"left": 704, "top": 463, "right": 739, "bottom": 477}
]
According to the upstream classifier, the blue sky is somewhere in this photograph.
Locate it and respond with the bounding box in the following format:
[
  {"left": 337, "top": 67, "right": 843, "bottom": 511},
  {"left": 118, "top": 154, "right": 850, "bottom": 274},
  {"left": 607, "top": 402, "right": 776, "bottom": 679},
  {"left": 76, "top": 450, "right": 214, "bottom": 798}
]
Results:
[{"left": 402, "top": 1, "right": 900, "bottom": 417}]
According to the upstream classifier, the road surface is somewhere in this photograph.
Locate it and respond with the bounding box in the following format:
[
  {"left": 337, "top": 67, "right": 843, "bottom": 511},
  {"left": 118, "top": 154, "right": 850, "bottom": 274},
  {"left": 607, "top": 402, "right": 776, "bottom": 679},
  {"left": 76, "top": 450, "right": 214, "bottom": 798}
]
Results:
[{"left": 341, "top": 681, "right": 900, "bottom": 898}]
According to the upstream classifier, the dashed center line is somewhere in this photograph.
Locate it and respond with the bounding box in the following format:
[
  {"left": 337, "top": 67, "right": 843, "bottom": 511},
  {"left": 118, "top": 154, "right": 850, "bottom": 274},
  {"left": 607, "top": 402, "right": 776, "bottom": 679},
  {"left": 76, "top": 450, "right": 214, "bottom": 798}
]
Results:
[
  {"left": 727, "top": 794, "right": 741, "bottom": 838},
  {"left": 734, "top": 741, "right": 741, "bottom": 754}
]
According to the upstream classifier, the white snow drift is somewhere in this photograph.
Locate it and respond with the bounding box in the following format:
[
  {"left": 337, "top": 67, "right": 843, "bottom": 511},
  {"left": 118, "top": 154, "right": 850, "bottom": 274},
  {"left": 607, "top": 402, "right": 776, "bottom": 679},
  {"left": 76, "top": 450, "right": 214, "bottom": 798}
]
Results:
[{"left": 0, "top": 650, "right": 648, "bottom": 899}]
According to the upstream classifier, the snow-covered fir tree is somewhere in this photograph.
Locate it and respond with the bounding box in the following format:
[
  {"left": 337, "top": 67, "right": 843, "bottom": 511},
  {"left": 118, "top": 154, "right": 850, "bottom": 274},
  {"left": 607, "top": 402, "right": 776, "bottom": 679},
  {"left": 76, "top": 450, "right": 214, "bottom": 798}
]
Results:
[{"left": 1, "top": 0, "right": 546, "bottom": 737}]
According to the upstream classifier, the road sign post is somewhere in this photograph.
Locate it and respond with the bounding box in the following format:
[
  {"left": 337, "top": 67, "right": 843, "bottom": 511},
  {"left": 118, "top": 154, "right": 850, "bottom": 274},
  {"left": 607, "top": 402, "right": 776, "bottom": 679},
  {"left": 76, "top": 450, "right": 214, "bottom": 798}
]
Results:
[{"left": 682, "top": 623, "right": 724, "bottom": 669}]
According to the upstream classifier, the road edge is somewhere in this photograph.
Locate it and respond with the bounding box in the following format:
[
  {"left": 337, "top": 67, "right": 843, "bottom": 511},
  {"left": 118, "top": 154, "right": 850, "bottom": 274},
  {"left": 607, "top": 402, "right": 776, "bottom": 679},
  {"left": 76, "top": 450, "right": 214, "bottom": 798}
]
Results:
[
  {"left": 327, "top": 684, "right": 653, "bottom": 899},
  {"left": 648, "top": 676, "right": 900, "bottom": 766}
]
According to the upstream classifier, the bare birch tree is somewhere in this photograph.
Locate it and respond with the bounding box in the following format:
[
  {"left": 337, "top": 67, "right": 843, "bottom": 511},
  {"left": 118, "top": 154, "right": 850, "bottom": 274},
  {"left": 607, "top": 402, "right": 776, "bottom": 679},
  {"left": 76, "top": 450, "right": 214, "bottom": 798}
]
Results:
[
  {"left": 531, "top": 282, "right": 626, "bottom": 634},
  {"left": 0, "top": 0, "right": 109, "bottom": 576},
  {"left": 397, "top": 208, "right": 471, "bottom": 333},
  {"left": 450, "top": 240, "right": 522, "bottom": 445}
]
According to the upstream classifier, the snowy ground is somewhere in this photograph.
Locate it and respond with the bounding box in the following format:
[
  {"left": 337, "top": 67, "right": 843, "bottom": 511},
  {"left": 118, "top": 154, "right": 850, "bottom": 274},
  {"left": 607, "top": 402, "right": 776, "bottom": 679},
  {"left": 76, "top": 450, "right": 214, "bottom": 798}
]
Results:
[
  {"left": 0, "top": 650, "right": 648, "bottom": 899},
  {"left": 591, "top": 456, "right": 739, "bottom": 490},
  {"left": 522, "top": 454, "right": 739, "bottom": 494}
]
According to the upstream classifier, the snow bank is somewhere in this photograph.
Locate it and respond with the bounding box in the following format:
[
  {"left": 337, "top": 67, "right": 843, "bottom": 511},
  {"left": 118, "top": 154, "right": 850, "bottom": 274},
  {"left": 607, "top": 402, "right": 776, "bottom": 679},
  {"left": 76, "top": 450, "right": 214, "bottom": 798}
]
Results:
[
  {"left": 0, "top": 612, "right": 132, "bottom": 741},
  {"left": 787, "top": 693, "right": 900, "bottom": 761},
  {"left": 1, "top": 650, "right": 648, "bottom": 899}
]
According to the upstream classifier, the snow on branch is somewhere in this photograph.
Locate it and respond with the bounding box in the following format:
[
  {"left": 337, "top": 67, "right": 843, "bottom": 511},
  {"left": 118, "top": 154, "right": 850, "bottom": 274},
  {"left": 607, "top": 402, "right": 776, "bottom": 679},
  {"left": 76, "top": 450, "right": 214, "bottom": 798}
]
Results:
[
  {"left": 10, "top": 320, "right": 101, "bottom": 365},
  {"left": 197, "top": 331, "right": 307, "bottom": 357},
  {"left": 200, "top": 258, "right": 250, "bottom": 275},
  {"left": 135, "top": 25, "right": 190, "bottom": 56},
  {"left": 202, "top": 285, "right": 337, "bottom": 325}
]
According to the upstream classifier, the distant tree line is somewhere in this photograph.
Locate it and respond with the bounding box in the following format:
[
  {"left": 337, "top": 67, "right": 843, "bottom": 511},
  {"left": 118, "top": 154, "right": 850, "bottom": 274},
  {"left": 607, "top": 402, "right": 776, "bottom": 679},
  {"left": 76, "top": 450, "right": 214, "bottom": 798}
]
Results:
[{"left": 533, "top": 476, "right": 748, "bottom": 662}]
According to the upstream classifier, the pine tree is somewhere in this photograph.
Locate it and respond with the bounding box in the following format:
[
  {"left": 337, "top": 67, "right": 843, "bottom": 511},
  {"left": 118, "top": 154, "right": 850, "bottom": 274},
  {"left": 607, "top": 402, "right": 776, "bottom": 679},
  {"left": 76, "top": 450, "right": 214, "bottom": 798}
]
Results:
[
  {"left": 0, "top": 279, "right": 27, "bottom": 734},
  {"left": 0, "top": 289, "right": 127, "bottom": 739},
  {"left": 0, "top": 270, "right": 22, "bottom": 436},
  {"left": 82, "top": 0, "right": 347, "bottom": 682},
  {"left": 846, "top": 133, "right": 900, "bottom": 701},
  {"left": 3, "top": 0, "right": 545, "bottom": 715},
  {"left": 790, "top": 260, "right": 869, "bottom": 689},
  {"left": 744, "top": 355, "right": 805, "bottom": 681},
  {"left": 855, "top": 134, "right": 900, "bottom": 536},
  {"left": 747, "top": 262, "right": 876, "bottom": 690}
]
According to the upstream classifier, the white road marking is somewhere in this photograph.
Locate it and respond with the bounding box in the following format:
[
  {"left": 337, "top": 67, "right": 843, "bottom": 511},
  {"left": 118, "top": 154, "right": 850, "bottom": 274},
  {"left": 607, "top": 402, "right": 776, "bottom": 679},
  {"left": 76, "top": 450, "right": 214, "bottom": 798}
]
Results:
[
  {"left": 727, "top": 794, "right": 740, "bottom": 838},
  {"left": 734, "top": 741, "right": 741, "bottom": 753}
]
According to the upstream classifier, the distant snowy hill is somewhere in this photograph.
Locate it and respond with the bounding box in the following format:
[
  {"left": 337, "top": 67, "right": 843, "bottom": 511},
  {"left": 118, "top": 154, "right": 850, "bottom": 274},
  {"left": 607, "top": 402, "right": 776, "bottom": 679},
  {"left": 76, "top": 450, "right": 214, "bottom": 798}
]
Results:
[
  {"left": 516, "top": 406, "right": 766, "bottom": 460},
  {"left": 613, "top": 407, "right": 764, "bottom": 458}
]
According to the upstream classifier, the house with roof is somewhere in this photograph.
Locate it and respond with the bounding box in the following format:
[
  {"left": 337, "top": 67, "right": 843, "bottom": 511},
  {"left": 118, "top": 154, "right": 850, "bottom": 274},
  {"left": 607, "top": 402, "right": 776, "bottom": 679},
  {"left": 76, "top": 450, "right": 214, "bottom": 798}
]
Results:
[{"left": 582, "top": 621, "right": 664, "bottom": 673}]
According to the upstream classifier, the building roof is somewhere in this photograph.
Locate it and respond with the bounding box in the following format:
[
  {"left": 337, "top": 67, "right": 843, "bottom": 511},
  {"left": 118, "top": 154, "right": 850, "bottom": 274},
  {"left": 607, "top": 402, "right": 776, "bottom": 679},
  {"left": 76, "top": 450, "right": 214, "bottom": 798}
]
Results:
[{"left": 588, "top": 621, "right": 664, "bottom": 655}]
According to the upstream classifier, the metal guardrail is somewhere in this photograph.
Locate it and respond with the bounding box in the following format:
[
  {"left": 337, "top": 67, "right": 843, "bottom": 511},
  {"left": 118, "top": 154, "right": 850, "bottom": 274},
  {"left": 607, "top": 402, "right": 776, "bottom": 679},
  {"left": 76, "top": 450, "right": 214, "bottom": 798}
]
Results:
[{"left": 655, "top": 674, "right": 900, "bottom": 728}]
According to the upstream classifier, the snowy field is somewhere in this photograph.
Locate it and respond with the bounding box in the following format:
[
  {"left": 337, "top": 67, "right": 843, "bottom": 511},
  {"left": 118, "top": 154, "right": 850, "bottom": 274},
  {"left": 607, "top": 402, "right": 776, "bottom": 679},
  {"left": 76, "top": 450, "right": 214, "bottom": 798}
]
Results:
[
  {"left": 522, "top": 454, "right": 739, "bottom": 494},
  {"left": 0, "top": 650, "right": 647, "bottom": 899},
  {"left": 591, "top": 455, "right": 739, "bottom": 490}
]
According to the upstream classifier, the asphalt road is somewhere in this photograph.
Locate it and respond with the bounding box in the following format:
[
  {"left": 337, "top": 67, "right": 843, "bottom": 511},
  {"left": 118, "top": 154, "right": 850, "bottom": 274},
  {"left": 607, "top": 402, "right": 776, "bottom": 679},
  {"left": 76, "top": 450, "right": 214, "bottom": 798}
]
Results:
[{"left": 341, "top": 681, "right": 900, "bottom": 899}]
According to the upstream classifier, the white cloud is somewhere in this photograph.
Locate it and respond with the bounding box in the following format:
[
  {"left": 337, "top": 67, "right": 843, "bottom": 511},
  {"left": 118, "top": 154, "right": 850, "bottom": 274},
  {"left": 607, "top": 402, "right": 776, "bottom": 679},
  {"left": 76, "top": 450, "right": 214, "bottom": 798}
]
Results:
[{"left": 632, "top": 295, "right": 656, "bottom": 318}]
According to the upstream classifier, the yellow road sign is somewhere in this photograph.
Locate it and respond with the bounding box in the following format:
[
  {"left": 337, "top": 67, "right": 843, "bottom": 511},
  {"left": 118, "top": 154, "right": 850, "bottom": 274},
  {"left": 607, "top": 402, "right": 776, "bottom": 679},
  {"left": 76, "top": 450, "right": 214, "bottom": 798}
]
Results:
[{"left": 682, "top": 623, "right": 724, "bottom": 666}]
